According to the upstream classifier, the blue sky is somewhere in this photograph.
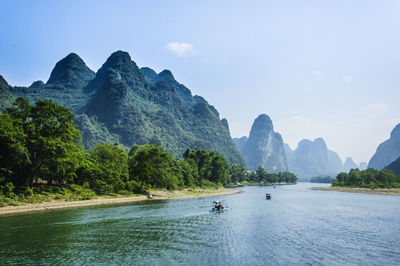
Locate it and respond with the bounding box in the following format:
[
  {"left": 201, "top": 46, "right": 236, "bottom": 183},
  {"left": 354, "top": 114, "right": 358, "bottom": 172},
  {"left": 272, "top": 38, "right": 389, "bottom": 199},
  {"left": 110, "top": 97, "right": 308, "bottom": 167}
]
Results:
[{"left": 1, "top": 0, "right": 400, "bottom": 163}]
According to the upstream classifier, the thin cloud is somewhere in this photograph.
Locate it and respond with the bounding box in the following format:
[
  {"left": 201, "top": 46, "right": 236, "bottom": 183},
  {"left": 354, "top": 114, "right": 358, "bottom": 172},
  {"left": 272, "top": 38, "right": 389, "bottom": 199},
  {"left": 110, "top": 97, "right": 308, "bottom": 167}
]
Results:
[
  {"left": 311, "top": 70, "right": 323, "bottom": 78},
  {"left": 363, "top": 102, "right": 389, "bottom": 117},
  {"left": 341, "top": 76, "right": 354, "bottom": 83},
  {"left": 166, "top": 42, "right": 196, "bottom": 57}
]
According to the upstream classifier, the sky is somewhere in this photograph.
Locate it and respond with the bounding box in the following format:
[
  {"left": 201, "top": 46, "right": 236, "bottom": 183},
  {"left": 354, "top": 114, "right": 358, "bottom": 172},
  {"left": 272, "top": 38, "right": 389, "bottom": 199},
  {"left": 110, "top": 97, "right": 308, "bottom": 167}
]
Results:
[{"left": 1, "top": 0, "right": 400, "bottom": 164}]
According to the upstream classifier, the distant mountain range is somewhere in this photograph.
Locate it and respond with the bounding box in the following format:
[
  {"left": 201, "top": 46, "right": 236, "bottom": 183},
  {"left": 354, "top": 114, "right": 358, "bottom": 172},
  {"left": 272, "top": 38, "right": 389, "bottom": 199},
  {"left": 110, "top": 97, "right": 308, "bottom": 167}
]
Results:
[
  {"left": 284, "top": 138, "right": 341, "bottom": 178},
  {"left": 0, "top": 51, "right": 244, "bottom": 165},
  {"left": 233, "top": 114, "right": 367, "bottom": 178}
]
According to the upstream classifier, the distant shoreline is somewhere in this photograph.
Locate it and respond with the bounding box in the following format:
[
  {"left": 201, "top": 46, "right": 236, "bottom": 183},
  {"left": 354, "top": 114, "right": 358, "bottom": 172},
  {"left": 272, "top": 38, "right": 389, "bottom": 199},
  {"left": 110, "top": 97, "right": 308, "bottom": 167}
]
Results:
[
  {"left": 0, "top": 188, "right": 241, "bottom": 216},
  {"left": 312, "top": 186, "right": 400, "bottom": 196}
]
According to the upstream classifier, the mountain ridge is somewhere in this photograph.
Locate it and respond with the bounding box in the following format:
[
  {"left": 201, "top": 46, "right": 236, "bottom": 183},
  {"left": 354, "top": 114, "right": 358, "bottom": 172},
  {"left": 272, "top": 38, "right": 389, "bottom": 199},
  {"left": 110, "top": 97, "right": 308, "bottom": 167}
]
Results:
[{"left": 1, "top": 51, "right": 244, "bottom": 165}]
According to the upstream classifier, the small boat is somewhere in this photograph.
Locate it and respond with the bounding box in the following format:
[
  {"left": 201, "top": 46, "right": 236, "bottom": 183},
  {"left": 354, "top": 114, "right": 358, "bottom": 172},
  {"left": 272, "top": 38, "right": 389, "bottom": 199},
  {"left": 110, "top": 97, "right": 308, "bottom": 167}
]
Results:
[
  {"left": 211, "top": 200, "right": 229, "bottom": 212},
  {"left": 266, "top": 193, "right": 271, "bottom": 200}
]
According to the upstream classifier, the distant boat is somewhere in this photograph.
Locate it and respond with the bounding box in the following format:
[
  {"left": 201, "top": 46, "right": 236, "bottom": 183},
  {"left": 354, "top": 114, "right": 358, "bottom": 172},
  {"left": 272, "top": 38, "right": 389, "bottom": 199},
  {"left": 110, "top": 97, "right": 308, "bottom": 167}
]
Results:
[{"left": 266, "top": 193, "right": 271, "bottom": 200}]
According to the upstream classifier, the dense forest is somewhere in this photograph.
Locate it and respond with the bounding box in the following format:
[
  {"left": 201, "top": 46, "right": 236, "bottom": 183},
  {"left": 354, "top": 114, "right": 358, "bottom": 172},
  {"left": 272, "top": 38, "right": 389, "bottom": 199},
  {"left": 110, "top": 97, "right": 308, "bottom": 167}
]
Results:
[
  {"left": 0, "top": 98, "right": 296, "bottom": 206},
  {"left": 332, "top": 168, "right": 400, "bottom": 188}
]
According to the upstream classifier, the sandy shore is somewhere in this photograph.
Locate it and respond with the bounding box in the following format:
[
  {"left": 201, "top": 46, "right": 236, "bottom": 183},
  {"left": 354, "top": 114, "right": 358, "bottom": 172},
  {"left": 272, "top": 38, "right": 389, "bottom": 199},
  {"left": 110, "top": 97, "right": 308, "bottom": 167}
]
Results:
[
  {"left": 312, "top": 186, "right": 400, "bottom": 196},
  {"left": 0, "top": 188, "right": 240, "bottom": 216}
]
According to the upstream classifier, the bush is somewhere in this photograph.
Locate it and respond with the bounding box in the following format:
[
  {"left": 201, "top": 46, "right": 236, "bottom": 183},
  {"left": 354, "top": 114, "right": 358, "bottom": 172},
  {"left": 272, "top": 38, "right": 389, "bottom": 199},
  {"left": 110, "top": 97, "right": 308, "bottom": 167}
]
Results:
[
  {"left": 2, "top": 182, "right": 16, "bottom": 198},
  {"left": 24, "top": 187, "right": 34, "bottom": 197},
  {"left": 200, "top": 180, "right": 220, "bottom": 189}
]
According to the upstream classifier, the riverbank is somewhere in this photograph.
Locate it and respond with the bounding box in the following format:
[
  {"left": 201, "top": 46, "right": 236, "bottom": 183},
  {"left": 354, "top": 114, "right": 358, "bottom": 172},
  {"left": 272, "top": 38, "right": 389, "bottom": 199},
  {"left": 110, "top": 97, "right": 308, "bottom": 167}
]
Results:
[
  {"left": 312, "top": 186, "right": 400, "bottom": 196},
  {"left": 0, "top": 188, "right": 240, "bottom": 216}
]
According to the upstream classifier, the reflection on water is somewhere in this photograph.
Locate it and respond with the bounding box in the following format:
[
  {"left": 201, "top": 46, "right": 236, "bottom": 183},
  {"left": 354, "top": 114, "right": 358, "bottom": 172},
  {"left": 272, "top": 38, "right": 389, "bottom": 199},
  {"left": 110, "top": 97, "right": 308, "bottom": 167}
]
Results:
[{"left": 1, "top": 183, "right": 400, "bottom": 265}]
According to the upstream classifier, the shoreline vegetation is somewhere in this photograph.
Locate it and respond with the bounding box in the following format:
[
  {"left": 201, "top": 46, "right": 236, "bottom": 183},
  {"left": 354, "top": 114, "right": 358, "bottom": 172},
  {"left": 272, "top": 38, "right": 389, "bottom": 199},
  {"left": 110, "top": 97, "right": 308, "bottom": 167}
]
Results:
[
  {"left": 312, "top": 168, "right": 400, "bottom": 196},
  {"left": 312, "top": 186, "right": 400, "bottom": 196},
  {"left": 0, "top": 188, "right": 240, "bottom": 216}
]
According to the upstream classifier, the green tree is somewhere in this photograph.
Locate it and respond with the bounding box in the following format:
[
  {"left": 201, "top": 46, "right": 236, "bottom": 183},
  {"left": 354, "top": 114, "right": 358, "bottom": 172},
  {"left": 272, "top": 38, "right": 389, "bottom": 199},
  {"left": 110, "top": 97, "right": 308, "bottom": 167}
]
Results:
[
  {"left": 76, "top": 143, "right": 128, "bottom": 194},
  {"left": 129, "top": 144, "right": 184, "bottom": 190},
  {"left": 229, "top": 164, "right": 247, "bottom": 183},
  {"left": 183, "top": 147, "right": 231, "bottom": 186},
  {"left": 0, "top": 113, "right": 29, "bottom": 186},
  {"left": 4, "top": 98, "right": 82, "bottom": 187}
]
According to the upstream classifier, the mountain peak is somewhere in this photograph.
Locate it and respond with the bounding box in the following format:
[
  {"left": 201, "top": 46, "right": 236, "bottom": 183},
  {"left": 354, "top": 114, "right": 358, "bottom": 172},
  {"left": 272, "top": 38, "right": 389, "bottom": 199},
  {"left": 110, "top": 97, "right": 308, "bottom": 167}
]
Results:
[
  {"left": 0, "top": 74, "right": 9, "bottom": 88},
  {"left": 158, "top": 69, "right": 175, "bottom": 82},
  {"left": 140, "top": 67, "right": 158, "bottom": 82},
  {"left": 106, "top": 50, "right": 132, "bottom": 65},
  {"left": 313, "top": 137, "right": 327, "bottom": 150},
  {"left": 241, "top": 114, "right": 287, "bottom": 172},
  {"left": 251, "top": 114, "right": 273, "bottom": 133},
  {"left": 29, "top": 80, "right": 44, "bottom": 88},
  {"left": 298, "top": 139, "right": 312, "bottom": 148},
  {"left": 90, "top": 50, "right": 148, "bottom": 94},
  {"left": 343, "top": 157, "right": 358, "bottom": 172},
  {"left": 47, "top": 52, "right": 95, "bottom": 85}
]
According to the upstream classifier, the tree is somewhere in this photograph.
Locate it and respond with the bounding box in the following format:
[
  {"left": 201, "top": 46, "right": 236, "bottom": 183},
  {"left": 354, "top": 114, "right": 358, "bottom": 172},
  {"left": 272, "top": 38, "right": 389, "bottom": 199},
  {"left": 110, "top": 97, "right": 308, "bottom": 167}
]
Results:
[
  {"left": 229, "top": 164, "right": 247, "bottom": 183},
  {"left": 256, "top": 166, "right": 267, "bottom": 183},
  {"left": 129, "top": 144, "right": 184, "bottom": 190},
  {"left": 183, "top": 147, "right": 231, "bottom": 186},
  {"left": 76, "top": 143, "right": 129, "bottom": 194},
  {"left": 0, "top": 113, "right": 29, "bottom": 186},
  {"left": 4, "top": 98, "right": 83, "bottom": 187}
]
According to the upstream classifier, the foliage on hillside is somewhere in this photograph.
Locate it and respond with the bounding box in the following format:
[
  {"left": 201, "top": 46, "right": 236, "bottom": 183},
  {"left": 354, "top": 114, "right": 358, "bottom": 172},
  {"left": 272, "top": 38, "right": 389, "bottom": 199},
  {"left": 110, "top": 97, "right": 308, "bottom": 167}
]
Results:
[{"left": 333, "top": 168, "right": 400, "bottom": 188}]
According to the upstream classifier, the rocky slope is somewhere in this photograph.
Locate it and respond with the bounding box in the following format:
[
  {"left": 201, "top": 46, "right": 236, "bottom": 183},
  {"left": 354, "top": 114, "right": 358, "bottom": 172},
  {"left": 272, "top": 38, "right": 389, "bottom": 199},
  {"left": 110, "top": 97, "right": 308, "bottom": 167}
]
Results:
[
  {"left": 1, "top": 51, "right": 244, "bottom": 165},
  {"left": 368, "top": 123, "right": 400, "bottom": 169},
  {"left": 240, "top": 114, "right": 288, "bottom": 172}
]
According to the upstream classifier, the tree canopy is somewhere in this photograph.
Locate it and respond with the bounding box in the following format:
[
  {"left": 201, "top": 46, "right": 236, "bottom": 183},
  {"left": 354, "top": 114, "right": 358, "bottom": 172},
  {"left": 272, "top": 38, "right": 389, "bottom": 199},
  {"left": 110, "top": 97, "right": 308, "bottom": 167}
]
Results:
[{"left": 333, "top": 168, "right": 400, "bottom": 188}]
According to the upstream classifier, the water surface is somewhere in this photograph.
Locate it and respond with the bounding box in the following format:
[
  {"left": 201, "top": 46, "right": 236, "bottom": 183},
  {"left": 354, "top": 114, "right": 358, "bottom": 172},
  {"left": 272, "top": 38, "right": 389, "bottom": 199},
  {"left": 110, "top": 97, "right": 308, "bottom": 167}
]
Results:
[{"left": 1, "top": 183, "right": 400, "bottom": 265}]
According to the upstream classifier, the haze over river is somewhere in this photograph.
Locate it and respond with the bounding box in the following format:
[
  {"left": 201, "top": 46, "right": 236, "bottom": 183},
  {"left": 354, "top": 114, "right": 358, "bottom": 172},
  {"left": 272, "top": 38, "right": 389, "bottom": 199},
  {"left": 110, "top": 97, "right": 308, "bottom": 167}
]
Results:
[{"left": 1, "top": 183, "right": 400, "bottom": 265}]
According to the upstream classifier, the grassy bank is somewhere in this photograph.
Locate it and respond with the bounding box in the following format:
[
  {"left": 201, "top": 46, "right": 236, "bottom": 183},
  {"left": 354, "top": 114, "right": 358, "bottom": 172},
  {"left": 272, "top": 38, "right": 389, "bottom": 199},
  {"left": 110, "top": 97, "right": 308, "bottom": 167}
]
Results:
[
  {"left": 312, "top": 186, "right": 400, "bottom": 196},
  {"left": 0, "top": 187, "right": 240, "bottom": 216}
]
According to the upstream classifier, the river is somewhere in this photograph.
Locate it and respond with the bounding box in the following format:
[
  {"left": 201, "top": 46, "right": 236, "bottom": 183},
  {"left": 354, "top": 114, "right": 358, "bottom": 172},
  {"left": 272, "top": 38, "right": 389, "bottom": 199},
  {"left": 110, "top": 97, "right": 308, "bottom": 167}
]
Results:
[{"left": 1, "top": 183, "right": 400, "bottom": 265}]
